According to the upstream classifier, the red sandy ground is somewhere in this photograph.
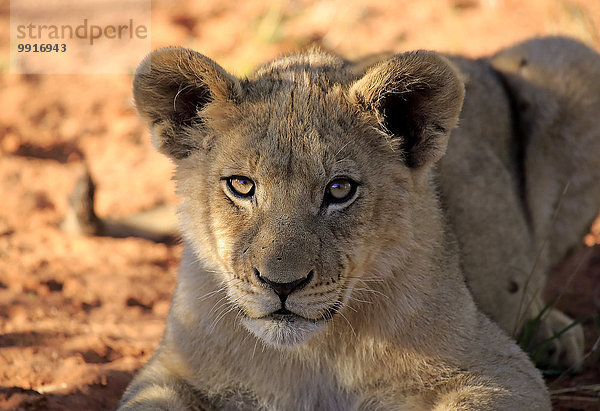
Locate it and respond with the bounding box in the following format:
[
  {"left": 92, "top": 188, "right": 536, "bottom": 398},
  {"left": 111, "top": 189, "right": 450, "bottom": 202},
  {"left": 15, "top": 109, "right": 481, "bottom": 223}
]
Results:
[{"left": 1, "top": 0, "right": 599, "bottom": 409}]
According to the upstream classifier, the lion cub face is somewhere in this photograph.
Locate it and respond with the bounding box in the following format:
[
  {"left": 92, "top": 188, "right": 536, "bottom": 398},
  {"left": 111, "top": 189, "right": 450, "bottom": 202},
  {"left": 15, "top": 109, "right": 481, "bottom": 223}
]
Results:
[
  {"left": 179, "top": 88, "right": 397, "bottom": 347},
  {"left": 133, "top": 48, "right": 464, "bottom": 347}
]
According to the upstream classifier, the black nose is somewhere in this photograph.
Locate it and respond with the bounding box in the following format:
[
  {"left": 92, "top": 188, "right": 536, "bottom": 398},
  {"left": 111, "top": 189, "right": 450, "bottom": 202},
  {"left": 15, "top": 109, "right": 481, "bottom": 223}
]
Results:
[{"left": 254, "top": 269, "right": 313, "bottom": 303}]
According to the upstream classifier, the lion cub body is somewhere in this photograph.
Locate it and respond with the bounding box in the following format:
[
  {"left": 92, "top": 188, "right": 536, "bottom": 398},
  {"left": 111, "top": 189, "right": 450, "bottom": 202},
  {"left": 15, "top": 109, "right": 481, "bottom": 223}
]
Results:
[{"left": 119, "top": 37, "right": 600, "bottom": 410}]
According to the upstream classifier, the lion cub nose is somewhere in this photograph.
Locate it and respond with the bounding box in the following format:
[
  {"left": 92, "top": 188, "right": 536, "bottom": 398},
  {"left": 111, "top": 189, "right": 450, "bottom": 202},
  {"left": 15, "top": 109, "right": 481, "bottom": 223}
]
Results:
[{"left": 254, "top": 269, "right": 313, "bottom": 303}]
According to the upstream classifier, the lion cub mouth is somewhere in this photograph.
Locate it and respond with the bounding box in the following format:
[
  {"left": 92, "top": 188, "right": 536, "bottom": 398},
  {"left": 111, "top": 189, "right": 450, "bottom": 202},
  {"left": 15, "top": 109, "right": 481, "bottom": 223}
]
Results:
[
  {"left": 270, "top": 308, "right": 295, "bottom": 317},
  {"left": 265, "top": 300, "right": 341, "bottom": 323},
  {"left": 262, "top": 308, "right": 321, "bottom": 324}
]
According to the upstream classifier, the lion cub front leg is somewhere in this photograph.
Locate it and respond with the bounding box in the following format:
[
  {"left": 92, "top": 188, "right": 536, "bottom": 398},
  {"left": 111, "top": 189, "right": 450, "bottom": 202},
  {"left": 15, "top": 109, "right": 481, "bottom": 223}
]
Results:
[
  {"left": 118, "top": 356, "right": 208, "bottom": 411},
  {"left": 521, "top": 299, "right": 585, "bottom": 370},
  {"left": 432, "top": 387, "right": 512, "bottom": 411},
  {"left": 416, "top": 308, "right": 550, "bottom": 411}
]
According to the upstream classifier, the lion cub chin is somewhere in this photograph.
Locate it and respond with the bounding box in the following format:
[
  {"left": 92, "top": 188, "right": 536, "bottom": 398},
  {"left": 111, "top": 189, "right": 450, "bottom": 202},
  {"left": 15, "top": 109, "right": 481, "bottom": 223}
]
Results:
[
  {"left": 244, "top": 315, "right": 325, "bottom": 347},
  {"left": 114, "top": 38, "right": 600, "bottom": 410}
]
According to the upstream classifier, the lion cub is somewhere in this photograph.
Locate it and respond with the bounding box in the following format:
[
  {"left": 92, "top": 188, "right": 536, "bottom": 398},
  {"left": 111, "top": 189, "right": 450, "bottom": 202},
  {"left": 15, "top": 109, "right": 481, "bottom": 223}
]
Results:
[{"left": 119, "top": 37, "right": 600, "bottom": 410}]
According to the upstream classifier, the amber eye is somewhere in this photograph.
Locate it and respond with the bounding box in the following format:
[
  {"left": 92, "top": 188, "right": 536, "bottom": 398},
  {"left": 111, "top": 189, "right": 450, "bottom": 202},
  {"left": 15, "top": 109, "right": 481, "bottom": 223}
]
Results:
[
  {"left": 226, "top": 176, "right": 255, "bottom": 198},
  {"left": 324, "top": 178, "right": 357, "bottom": 204}
]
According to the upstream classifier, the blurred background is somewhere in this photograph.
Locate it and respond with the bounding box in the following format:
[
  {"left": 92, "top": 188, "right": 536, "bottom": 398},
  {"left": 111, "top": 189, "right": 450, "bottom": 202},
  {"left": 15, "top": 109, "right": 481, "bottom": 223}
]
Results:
[{"left": 1, "top": 0, "right": 599, "bottom": 409}]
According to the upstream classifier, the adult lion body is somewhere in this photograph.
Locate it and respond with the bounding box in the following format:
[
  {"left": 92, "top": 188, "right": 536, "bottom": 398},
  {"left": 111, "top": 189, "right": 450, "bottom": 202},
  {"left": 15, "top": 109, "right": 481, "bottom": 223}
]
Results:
[{"left": 118, "top": 37, "right": 600, "bottom": 410}]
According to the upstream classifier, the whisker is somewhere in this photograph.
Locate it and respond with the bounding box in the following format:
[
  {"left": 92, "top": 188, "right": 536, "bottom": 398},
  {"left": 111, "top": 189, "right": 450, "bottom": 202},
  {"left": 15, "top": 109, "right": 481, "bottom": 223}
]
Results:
[
  {"left": 233, "top": 308, "right": 245, "bottom": 330},
  {"left": 210, "top": 299, "right": 232, "bottom": 321},
  {"left": 208, "top": 295, "right": 230, "bottom": 314},
  {"left": 341, "top": 301, "right": 358, "bottom": 312},
  {"left": 197, "top": 286, "right": 227, "bottom": 301},
  {"left": 212, "top": 299, "right": 233, "bottom": 317},
  {"left": 334, "top": 141, "right": 352, "bottom": 157},
  {"left": 344, "top": 294, "right": 374, "bottom": 305},
  {"left": 325, "top": 311, "right": 335, "bottom": 335},
  {"left": 333, "top": 303, "right": 356, "bottom": 338},
  {"left": 209, "top": 302, "right": 237, "bottom": 334},
  {"left": 346, "top": 276, "right": 385, "bottom": 283},
  {"left": 351, "top": 287, "right": 390, "bottom": 300},
  {"left": 252, "top": 336, "right": 260, "bottom": 360},
  {"left": 241, "top": 332, "right": 252, "bottom": 344}
]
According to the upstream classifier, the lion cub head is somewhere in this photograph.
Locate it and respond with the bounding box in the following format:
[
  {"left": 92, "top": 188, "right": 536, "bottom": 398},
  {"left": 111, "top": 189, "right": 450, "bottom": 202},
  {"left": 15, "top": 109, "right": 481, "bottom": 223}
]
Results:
[{"left": 133, "top": 48, "right": 464, "bottom": 347}]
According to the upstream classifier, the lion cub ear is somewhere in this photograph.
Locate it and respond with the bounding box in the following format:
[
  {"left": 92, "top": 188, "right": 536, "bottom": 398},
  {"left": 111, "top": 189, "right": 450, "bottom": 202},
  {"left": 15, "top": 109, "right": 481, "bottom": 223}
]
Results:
[
  {"left": 133, "top": 47, "right": 242, "bottom": 159},
  {"left": 350, "top": 51, "right": 464, "bottom": 168}
]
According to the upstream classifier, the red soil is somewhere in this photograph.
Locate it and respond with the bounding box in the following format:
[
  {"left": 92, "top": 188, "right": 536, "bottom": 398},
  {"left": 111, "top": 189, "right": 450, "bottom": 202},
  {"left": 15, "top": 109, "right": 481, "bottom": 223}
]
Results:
[{"left": 1, "top": 0, "right": 599, "bottom": 409}]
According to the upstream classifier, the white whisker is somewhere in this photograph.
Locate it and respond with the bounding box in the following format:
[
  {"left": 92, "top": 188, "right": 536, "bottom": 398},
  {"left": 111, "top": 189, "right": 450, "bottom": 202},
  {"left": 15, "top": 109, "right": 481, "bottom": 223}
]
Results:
[
  {"left": 334, "top": 141, "right": 352, "bottom": 157},
  {"left": 346, "top": 276, "right": 385, "bottom": 283},
  {"left": 209, "top": 295, "right": 230, "bottom": 314},
  {"left": 333, "top": 303, "right": 356, "bottom": 338},
  {"left": 342, "top": 301, "right": 358, "bottom": 312},
  {"left": 197, "top": 286, "right": 227, "bottom": 301},
  {"left": 345, "top": 295, "right": 373, "bottom": 305},
  {"left": 351, "top": 287, "right": 390, "bottom": 300},
  {"left": 209, "top": 303, "right": 237, "bottom": 334},
  {"left": 252, "top": 336, "right": 260, "bottom": 360}
]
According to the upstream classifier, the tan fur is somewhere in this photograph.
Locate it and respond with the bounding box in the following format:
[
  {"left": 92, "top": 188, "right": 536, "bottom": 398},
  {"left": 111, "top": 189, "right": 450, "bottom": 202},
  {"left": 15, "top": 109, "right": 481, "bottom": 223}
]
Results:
[
  {"left": 440, "top": 37, "right": 600, "bottom": 369},
  {"left": 118, "top": 37, "right": 600, "bottom": 410}
]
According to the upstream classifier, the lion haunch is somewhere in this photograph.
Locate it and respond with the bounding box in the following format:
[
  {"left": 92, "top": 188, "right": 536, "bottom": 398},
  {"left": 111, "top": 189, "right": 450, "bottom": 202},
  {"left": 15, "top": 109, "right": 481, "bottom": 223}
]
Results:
[{"left": 119, "top": 37, "right": 600, "bottom": 410}]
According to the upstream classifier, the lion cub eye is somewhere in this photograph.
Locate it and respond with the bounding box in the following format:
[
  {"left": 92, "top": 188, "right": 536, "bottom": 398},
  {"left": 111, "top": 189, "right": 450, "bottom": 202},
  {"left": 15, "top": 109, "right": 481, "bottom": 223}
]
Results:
[
  {"left": 324, "top": 178, "right": 357, "bottom": 204},
  {"left": 226, "top": 176, "right": 255, "bottom": 198}
]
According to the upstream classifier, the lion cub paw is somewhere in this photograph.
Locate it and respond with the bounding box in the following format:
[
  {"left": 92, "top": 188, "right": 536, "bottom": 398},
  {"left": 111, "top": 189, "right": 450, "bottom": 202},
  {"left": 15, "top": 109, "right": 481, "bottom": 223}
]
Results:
[{"left": 528, "top": 308, "right": 584, "bottom": 370}]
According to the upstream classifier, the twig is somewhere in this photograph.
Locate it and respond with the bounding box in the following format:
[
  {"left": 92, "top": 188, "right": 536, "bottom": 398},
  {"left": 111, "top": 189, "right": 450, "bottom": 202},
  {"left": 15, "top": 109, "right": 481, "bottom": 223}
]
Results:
[
  {"left": 551, "top": 384, "right": 600, "bottom": 395},
  {"left": 513, "top": 180, "right": 570, "bottom": 337},
  {"left": 552, "top": 395, "right": 600, "bottom": 402}
]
